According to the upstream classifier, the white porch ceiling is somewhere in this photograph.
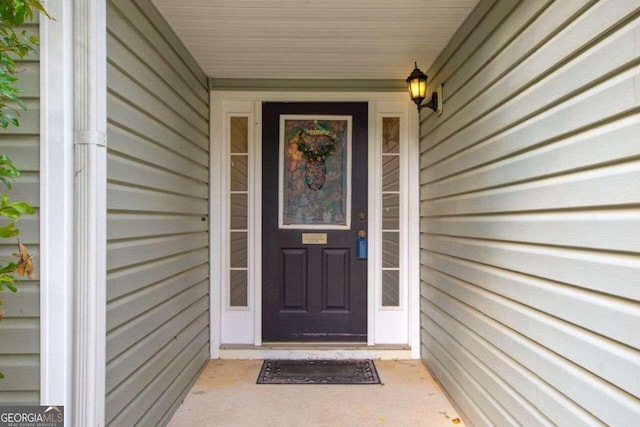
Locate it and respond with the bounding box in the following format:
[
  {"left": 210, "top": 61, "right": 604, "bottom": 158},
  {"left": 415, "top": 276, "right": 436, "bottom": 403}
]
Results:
[{"left": 153, "top": 0, "right": 479, "bottom": 80}]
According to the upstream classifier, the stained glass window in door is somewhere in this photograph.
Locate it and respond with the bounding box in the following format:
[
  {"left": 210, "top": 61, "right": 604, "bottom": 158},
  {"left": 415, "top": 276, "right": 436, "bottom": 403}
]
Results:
[{"left": 279, "top": 116, "right": 352, "bottom": 229}]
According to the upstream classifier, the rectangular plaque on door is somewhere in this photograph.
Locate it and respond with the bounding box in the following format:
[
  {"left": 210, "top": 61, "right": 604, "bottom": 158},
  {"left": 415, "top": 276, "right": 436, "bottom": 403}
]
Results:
[{"left": 302, "top": 233, "right": 328, "bottom": 245}]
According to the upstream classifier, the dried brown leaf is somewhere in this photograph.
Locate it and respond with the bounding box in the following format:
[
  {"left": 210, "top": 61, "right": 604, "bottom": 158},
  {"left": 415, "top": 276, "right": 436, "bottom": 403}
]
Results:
[{"left": 13, "top": 242, "right": 33, "bottom": 279}]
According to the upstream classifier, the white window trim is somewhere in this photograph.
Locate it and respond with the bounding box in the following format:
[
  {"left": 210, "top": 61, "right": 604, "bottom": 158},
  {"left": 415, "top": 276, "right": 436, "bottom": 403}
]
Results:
[
  {"left": 372, "top": 105, "right": 411, "bottom": 346},
  {"left": 226, "top": 112, "right": 253, "bottom": 312},
  {"left": 211, "top": 91, "right": 420, "bottom": 357}
]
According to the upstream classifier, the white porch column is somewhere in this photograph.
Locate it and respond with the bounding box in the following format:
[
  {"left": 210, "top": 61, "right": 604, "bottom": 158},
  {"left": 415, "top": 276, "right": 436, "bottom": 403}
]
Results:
[{"left": 73, "top": 0, "right": 107, "bottom": 425}]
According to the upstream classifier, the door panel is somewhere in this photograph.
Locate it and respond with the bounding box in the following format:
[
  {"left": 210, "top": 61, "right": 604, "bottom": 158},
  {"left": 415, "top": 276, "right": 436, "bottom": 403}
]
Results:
[
  {"left": 322, "top": 249, "right": 350, "bottom": 311},
  {"left": 282, "top": 249, "right": 307, "bottom": 310},
  {"left": 262, "top": 102, "right": 368, "bottom": 342}
]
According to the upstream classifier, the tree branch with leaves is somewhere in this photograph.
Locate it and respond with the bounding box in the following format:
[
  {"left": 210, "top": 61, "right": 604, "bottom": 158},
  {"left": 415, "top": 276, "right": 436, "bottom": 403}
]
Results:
[{"left": 0, "top": 0, "right": 51, "bottom": 379}]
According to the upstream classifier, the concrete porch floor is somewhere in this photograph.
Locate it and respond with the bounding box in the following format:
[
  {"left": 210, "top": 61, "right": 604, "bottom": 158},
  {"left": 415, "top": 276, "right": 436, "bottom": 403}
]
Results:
[{"left": 168, "top": 360, "right": 465, "bottom": 427}]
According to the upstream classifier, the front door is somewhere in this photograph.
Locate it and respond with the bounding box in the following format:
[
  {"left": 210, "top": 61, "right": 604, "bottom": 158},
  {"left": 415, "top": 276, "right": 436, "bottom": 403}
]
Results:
[{"left": 262, "top": 102, "right": 368, "bottom": 342}]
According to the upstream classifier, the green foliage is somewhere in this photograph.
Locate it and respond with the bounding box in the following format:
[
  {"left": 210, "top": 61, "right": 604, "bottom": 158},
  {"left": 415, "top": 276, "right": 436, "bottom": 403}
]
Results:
[
  {"left": 0, "top": 0, "right": 49, "bottom": 26},
  {"left": 0, "top": 0, "right": 48, "bottom": 380},
  {"left": 0, "top": 0, "right": 50, "bottom": 129},
  {"left": 0, "top": 155, "right": 34, "bottom": 336},
  {"left": 0, "top": 153, "right": 19, "bottom": 188}
]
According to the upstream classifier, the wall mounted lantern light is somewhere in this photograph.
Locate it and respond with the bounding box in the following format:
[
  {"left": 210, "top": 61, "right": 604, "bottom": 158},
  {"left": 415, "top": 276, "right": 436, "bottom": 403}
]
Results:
[{"left": 406, "top": 62, "right": 443, "bottom": 114}]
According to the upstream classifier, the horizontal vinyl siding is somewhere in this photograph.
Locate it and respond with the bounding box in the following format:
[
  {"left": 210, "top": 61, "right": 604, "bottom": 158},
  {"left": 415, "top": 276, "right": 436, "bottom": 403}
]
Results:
[
  {"left": 419, "top": 1, "right": 640, "bottom": 426},
  {"left": 0, "top": 19, "right": 40, "bottom": 404},
  {"left": 106, "top": 0, "right": 209, "bottom": 425}
]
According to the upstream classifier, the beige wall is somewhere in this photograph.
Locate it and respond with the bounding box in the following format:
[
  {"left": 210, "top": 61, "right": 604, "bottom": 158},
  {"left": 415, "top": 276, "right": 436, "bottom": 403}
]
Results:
[{"left": 419, "top": 0, "right": 640, "bottom": 425}]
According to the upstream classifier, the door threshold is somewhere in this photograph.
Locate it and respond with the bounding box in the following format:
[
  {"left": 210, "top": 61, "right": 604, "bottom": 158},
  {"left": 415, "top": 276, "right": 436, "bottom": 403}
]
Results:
[{"left": 218, "top": 343, "right": 412, "bottom": 360}]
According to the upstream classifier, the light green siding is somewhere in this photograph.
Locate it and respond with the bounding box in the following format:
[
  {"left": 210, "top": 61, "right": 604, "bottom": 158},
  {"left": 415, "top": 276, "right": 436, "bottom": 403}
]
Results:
[
  {"left": 0, "top": 19, "right": 40, "bottom": 405},
  {"left": 419, "top": 0, "right": 640, "bottom": 425},
  {"left": 106, "top": 0, "right": 209, "bottom": 425}
]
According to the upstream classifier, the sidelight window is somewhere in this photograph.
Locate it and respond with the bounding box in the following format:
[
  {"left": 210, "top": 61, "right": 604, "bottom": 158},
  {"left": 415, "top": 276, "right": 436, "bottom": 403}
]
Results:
[
  {"left": 229, "top": 116, "right": 249, "bottom": 307},
  {"left": 381, "top": 117, "right": 401, "bottom": 307}
]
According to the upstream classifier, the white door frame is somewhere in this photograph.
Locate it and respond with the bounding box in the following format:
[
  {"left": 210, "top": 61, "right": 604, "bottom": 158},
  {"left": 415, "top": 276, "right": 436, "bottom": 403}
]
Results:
[{"left": 210, "top": 91, "right": 420, "bottom": 359}]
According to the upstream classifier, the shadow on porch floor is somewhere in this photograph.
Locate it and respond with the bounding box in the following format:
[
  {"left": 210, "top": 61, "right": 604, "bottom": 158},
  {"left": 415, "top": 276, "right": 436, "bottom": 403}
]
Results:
[{"left": 168, "top": 359, "right": 464, "bottom": 427}]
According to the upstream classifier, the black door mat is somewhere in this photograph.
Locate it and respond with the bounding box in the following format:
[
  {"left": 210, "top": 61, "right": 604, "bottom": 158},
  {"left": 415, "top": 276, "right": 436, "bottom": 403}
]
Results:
[{"left": 257, "top": 359, "right": 381, "bottom": 384}]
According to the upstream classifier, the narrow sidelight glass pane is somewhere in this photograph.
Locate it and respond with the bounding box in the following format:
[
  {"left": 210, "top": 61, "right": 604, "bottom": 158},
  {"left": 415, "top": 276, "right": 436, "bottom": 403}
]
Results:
[
  {"left": 230, "top": 193, "right": 248, "bottom": 230},
  {"left": 230, "top": 232, "right": 247, "bottom": 268},
  {"left": 382, "top": 117, "right": 400, "bottom": 153},
  {"left": 382, "top": 155, "right": 400, "bottom": 192},
  {"left": 382, "top": 232, "right": 400, "bottom": 268},
  {"left": 230, "top": 270, "right": 248, "bottom": 307},
  {"left": 230, "top": 155, "right": 248, "bottom": 191},
  {"left": 382, "top": 270, "right": 400, "bottom": 307},
  {"left": 230, "top": 117, "right": 248, "bottom": 153},
  {"left": 382, "top": 194, "right": 400, "bottom": 230}
]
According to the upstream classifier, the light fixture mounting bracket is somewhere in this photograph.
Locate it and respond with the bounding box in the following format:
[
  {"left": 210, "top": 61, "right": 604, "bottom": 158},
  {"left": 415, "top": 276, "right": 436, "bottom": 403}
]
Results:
[{"left": 419, "top": 84, "right": 443, "bottom": 114}]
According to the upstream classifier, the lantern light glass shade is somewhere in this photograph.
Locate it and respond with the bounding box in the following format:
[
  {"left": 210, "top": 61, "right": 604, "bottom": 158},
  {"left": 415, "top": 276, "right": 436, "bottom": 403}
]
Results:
[
  {"left": 409, "top": 78, "right": 427, "bottom": 101},
  {"left": 406, "top": 62, "right": 428, "bottom": 106}
]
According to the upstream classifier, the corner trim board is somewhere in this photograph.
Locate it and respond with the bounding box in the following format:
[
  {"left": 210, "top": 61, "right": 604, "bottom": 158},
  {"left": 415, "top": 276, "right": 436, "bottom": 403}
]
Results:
[{"left": 40, "top": 0, "right": 74, "bottom": 412}]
